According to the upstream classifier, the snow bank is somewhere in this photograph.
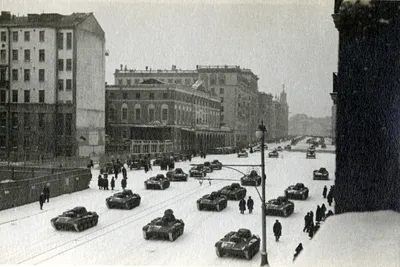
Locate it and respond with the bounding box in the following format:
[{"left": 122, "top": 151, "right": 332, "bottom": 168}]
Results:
[{"left": 294, "top": 210, "right": 400, "bottom": 267}]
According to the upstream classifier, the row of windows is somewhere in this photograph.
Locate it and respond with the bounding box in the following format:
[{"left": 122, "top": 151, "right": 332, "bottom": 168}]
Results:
[
  {"left": 117, "top": 78, "right": 196, "bottom": 86},
  {"left": 0, "top": 31, "right": 73, "bottom": 49},
  {"left": 109, "top": 104, "right": 169, "bottom": 122},
  {"left": 200, "top": 74, "right": 226, "bottom": 86},
  {"left": 0, "top": 89, "right": 45, "bottom": 103},
  {"left": 110, "top": 91, "right": 169, "bottom": 100},
  {"left": 6, "top": 49, "right": 73, "bottom": 70}
]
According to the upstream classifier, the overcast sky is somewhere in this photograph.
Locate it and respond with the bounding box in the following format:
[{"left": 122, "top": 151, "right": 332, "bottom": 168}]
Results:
[{"left": 1, "top": 0, "right": 338, "bottom": 117}]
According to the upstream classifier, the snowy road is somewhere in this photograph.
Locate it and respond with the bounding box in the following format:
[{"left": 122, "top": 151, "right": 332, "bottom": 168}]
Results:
[{"left": 0, "top": 144, "right": 335, "bottom": 266}]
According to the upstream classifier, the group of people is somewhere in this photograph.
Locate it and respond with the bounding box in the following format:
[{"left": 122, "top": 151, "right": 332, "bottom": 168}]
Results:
[
  {"left": 238, "top": 196, "right": 254, "bottom": 214},
  {"left": 39, "top": 185, "right": 50, "bottom": 210},
  {"left": 323, "top": 185, "right": 335, "bottom": 206},
  {"left": 97, "top": 164, "right": 128, "bottom": 191}
]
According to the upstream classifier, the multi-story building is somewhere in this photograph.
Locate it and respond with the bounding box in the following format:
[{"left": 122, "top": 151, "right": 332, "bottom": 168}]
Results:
[
  {"left": 330, "top": 72, "right": 337, "bottom": 145},
  {"left": 106, "top": 78, "right": 231, "bottom": 156},
  {"left": 289, "top": 114, "right": 331, "bottom": 137},
  {"left": 0, "top": 11, "right": 105, "bottom": 161},
  {"left": 114, "top": 65, "right": 259, "bottom": 148}
]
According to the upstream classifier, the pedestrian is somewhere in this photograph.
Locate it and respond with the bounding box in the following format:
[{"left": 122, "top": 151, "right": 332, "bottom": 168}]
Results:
[
  {"left": 144, "top": 163, "right": 149, "bottom": 173},
  {"left": 316, "top": 205, "right": 322, "bottom": 223},
  {"left": 111, "top": 177, "right": 115, "bottom": 190},
  {"left": 322, "top": 185, "right": 327, "bottom": 199},
  {"left": 308, "top": 222, "right": 314, "bottom": 239},
  {"left": 39, "top": 192, "right": 45, "bottom": 210},
  {"left": 98, "top": 175, "right": 102, "bottom": 189},
  {"left": 121, "top": 177, "right": 127, "bottom": 190},
  {"left": 148, "top": 162, "right": 152, "bottom": 171},
  {"left": 239, "top": 198, "right": 246, "bottom": 214},
  {"left": 122, "top": 166, "right": 127, "bottom": 179},
  {"left": 43, "top": 185, "right": 50, "bottom": 202},
  {"left": 105, "top": 177, "right": 109, "bottom": 190},
  {"left": 321, "top": 203, "right": 327, "bottom": 220},
  {"left": 327, "top": 192, "right": 333, "bottom": 206},
  {"left": 115, "top": 167, "right": 119, "bottom": 179},
  {"left": 303, "top": 212, "right": 310, "bottom": 232},
  {"left": 293, "top": 243, "right": 303, "bottom": 262},
  {"left": 247, "top": 196, "right": 254, "bottom": 214},
  {"left": 309, "top": 211, "right": 314, "bottom": 225},
  {"left": 273, "top": 219, "right": 282, "bottom": 241}
]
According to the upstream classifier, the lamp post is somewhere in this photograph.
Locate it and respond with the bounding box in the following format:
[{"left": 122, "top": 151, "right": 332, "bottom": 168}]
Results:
[{"left": 256, "top": 120, "right": 269, "bottom": 267}]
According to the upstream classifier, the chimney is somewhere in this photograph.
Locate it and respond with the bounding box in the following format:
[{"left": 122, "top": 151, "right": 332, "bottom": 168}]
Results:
[
  {"left": 196, "top": 65, "right": 198, "bottom": 69},
  {"left": 0, "top": 11, "right": 11, "bottom": 21},
  {"left": 120, "top": 64, "right": 123, "bottom": 71},
  {"left": 124, "top": 65, "right": 127, "bottom": 71},
  {"left": 172, "top": 65, "right": 176, "bottom": 71},
  {"left": 145, "top": 66, "right": 148, "bottom": 71}
]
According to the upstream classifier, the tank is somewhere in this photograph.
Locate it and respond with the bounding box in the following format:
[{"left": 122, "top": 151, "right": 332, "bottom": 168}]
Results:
[
  {"left": 203, "top": 162, "right": 214, "bottom": 172},
  {"left": 145, "top": 174, "right": 170, "bottom": 190},
  {"left": 197, "top": 191, "right": 227, "bottom": 211},
  {"left": 189, "top": 165, "right": 207, "bottom": 177},
  {"left": 218, "top": 183, "right": 247, "bottom": 200},
  {"left": 237, "top": 150, "right": 248, "bottom": 158},
  {"left": 284, "top": 183, "right": 309, "bottom": 200},
  {"left": 166, "top": 168, "right": 188, "bottom": 181},
  {"left": 268, "top": 150, "right": 279, "bottom": 158},
  {"left": 277, "top": 146, "right": 283, "bottom": 152},
  {"left": 241, "top": 170, "right": 261, "bottom": 186},
  {"left": 105, "top": 189, "right": 141, "bottom": 209},
  {"left": 142, "top": 210, "right": 184, "bottom": 241},
  {"left": 313, "top": 168, "right": 329, "bottom": 180},
  {"left": 306, "top": 151, "right": 316, "bottom": 159},
  {"left": 265, "top": 196, "right": 295, "bottom": 217},
  {"left": 321, "top": 143, "right": 327, "bottom": 149},
  {"left": 215, "top": 229, "right": 260, "bottom": 260},
  {"left": 50, "top": 206, "right": 98, "bottom": 232},
  {"left": 211, "top": 160, "right": 222, "bottom": 170},
  {"left": 285, "top": 145, "right": 292, "bottom": 150}
]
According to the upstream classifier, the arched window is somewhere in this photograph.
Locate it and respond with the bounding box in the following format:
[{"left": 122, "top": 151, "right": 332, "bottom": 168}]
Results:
[
  {"left": 121, "top": 103, "right": 128, "bottom": 121},
  {"left": 134, "top": 104, "right": 141, "bottom": 121},
  {"left": 210, "top": 74, "right": 217, "bottom": 85},
  {"left": 148, "top": 104, "right": 155, "bottom": 122},
  {"left": 161, "top": 104, "right": 168, "bottom": 122},
  {"left": 218, "top": 74, "right": 226, "bottom": 85},
  {"left": 109, "top": 105, "right": 115, "bottom": 121}
]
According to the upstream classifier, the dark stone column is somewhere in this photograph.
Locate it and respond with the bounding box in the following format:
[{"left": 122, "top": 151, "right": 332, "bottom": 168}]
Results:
[{"left": 333, "top": 0, "right": 400, "bottom": 213}]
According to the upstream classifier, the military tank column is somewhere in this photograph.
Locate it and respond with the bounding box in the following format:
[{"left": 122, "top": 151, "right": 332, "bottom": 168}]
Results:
[
  {"left": 145, "top": 174, "right": 171, "bottom": 190},
  {"left": 50, "top": 207, "right": 99, "bottom": 232},
  {"left": 106, "top": 189, "right": 141, "bottom": 209},
  {"left": 197, "top": 191, "right": 228, "bottom": 211},
  {"left": 142, "top": 209, "right": 185, "bottom": 242},
  {"left": 215, "top": 229, "right": 261, "bottom": 260}
]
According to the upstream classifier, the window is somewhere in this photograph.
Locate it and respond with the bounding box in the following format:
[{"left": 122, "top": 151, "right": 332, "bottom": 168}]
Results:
[
  {"left": 56, "top": 113, "right": 64, "bottom": 135},
  {"left": 58, "top": 79, "right": 63, "bottom": 91},
  {"left": 39, "top": 49, "right": 45, "bottom": 62},
  {"left": 66, "top": 33, "right": 72, "bottom": 49},
  {"left": 122, "top": 106, "right": 128, "bottom": 121},
  {"left": 149, "top": 93, "right": 154, "bottom": 100},
  {"left": 65, "top": 114, "right": 72, "bottom": 136},
  {"left": 0, "top": 135, "right": 5, "bottom": 147},
  {"left": 24, "top": 113, "right": 30, "bottom": 129},
  {"left": 24, "top": 136, "right": 30, "bottom": 148},
  {"left": 175, "top": 79, "right": 182, "bottom": 84},
  {"left": 39, "top": 90, "right": 45, "bottom": 103},
  {"left": 127, "top": 79, "right": 131, "bottom": 85},
  {"left": 161, "top": 104, "right": 168, "bottom": 121},
  {"left": 24, "top": 49, "right": 30, "bottom": 61},
  {"left": 12, "top": 69, "right": 18, "bottom": 81},
  {"left": 220, "top": 88, "right": 224, "bottom": 94},
  {"left": 0, "top": 50, "right": 6, "bottom": 60},
  {"left": 12, "top": 49, "right": 18, "bottom": 61},
  {"left": 118, "top": 79, "right": 122, "bottom": 85},
  {"left": 0, "top": 90, "right": 5, "bottom": 103},
  {"left": 135, "top": 93, "right": 140, "bottom": 99},
  {"left": 58, "top": 59, "right": 64, "bottom": 71},
  {"left": 135, "top": 105, "right": 141, "bottom": 120},
  {"left": 38, "top": 113, "right": 44, "bottom": 128},
  {"left": 66, "top": 59, "right": 72, "bottom": 71},
  {"left": 24, "top": 90, "right": 30, "bottom": 103},
  {"left": 12, "top": 31, "right": 18, "bottom": 42},
  {"left": 148, "top": 104, "right": 155, "bottom": 121},
  {"left": 0, "top": 112, "right": 6, "bottom": 127},
  {"left": 39, "top": 31, "right": 45, "bottom": 42},
  {"left": 66, "top": 79, "right": 72, "bottom": 91},
  {"left": 122, "top": 129, "right": 128, "bottom": 139},
  {"left": 123, "top": 92, "right": 127, "bottom": 99},
  {"left": 109, "top": 106, "right": 115, "bottom": 120},
  {"left": 24, "top": 31, "right": 30, "bottom": 42},
  {"left": 219, "top": 74, "right": 225, "bottom": 85},
  {"left": 24, "top": 69, "right": 30, "bottom": 81},
  {"left": 110, "top": 92, "right": 115, "bottom": 99},
  {"left": 163, "top": 93, "right": 168, "bottom": 99},
  {"left": 211, "top": 88, "right": 215, "bottom": 95},
  {"left": 221, "top": 97, "right": 224, "bottom": 103},
  {"left": 210, "top": 74, "right": 216, "bottom": 85},
  {"left": 12, "top": 90, "right": 18, "bottom": 102},
  {"left": 12, "top": 112, "right": 18, "bottom": 128},
  {"left": 0, "top": 31, "right": 5, "bottom": 42},
  {"left": 0, "top": 70, "right": 4, "bottom": 84},
  {"left": 221, "top": 106, "right": 224, "bottom": 112},
  {"left": 58, "top": 32, "right": 63, "bottom": 49},
  {"left": 39, "top": 69, "right": 45, "bottom": 82}
]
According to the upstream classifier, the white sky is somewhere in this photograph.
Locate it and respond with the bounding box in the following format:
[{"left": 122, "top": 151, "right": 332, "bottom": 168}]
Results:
[{"left": 1, "top": 0, "right": 338, "bottom": 117}]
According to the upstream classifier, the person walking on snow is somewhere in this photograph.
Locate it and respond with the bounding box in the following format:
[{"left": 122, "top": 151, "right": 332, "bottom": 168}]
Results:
[
  {"left": 110, "top": 177, "right": 115, "bottom": 190},
  {"left": 316, "top": 205, "right": 322, "bottom": 223},
  {"left": 239, "top": 198, "right": 246, "bottom": 214},
  {"left": 273, "top": 220, "right": 282, "bottom": 241},
  {"left": 121, "top": 177, "right": 127, "bottom": 190},
  {"left": 322, "top": 185, "right": 327, "bottom": 199},
  {"left": 247, "top": 196, "right": 254, "bottom": 214},
  {"left": 327, "top": 191, "right": 333, "bottom": 206},
  {"left": 43, "top": 185, "right": 50, "bottom": 202},
  {"left": 303, "top": 212, "right": 310, "bottom": 232},
  {"left": 39, "top": 192, "right": 45, "bottom": 210}
]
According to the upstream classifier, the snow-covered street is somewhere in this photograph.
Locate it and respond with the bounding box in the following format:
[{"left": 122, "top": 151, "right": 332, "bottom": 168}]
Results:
[{"left": 0, "top": 144, "right": 335, "bottom": 266}]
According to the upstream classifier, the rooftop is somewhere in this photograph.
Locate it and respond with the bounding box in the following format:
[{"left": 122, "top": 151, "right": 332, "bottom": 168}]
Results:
[{"left": 0, "top": 11, "right": 92, "bottom": 27}]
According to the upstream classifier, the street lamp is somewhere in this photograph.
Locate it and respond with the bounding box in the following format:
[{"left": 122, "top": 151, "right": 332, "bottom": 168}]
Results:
[{"left": 255, "top": 120, "right": 269, "bottom": 267}]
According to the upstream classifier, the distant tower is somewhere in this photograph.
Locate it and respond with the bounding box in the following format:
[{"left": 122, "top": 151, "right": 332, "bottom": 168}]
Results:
[{"left": 280, "top": 84, "right": 287, "bottom": 105}]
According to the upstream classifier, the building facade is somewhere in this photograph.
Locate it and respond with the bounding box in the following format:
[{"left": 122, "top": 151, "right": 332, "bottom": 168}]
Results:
[
  {"left": 114, "top": 65, "right": 260, "bottom": 148},
  {"left": 289, "top": 114, "right": 331, "bottom": 137},
  {"left": 0, "top": 11, "right": 105, "bottom": 161},
  {"left": 106, "top": 78, "right": 231, "bottom": 156}
]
